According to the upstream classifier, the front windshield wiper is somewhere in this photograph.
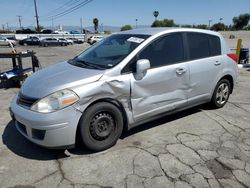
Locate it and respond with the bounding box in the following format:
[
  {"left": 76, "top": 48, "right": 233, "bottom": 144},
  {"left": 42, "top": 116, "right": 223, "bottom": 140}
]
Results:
[{"left": 75, "top": 59, "right": 106, "bottom": 70}]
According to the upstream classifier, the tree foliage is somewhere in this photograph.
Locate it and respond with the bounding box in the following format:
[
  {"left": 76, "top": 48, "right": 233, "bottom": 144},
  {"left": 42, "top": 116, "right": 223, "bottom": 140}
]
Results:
[
  {"left": 151, "top": 19, "right": 175, "bottom": 27},
  {"left": 93, "top": 18, "right": 99, "bottom": 33},
  {"left": 232, "top": 13, "right": 250, "bottom": 30},
  {"left": 194, "top": 24, "right": 208, "bottom": 29},
  {"left": 0, "top": 29, "right": 13, "bottom": 34},
  {"left": 120, "top": 25, "right": 132, "bottom": 31},
  {"left": 211, "top": 23, "right": 226, "bottom": 31},
  {"left": 35, "top": 25, "right": 44, "bottom": 32}
]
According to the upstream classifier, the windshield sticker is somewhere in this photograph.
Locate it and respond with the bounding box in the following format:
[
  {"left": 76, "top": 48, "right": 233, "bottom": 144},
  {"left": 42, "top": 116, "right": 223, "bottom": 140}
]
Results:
[{"left": 127, "top": 37, "right": 145, "bottom": 44}]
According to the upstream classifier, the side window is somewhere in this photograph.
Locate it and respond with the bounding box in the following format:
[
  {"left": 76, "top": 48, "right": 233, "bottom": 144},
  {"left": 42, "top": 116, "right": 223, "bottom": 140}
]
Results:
[
  {"left": 138, "top": 33, "right": 184, "bottom": 68},
  {"left": 209, "top": 35, "right": 221, "bottom": 56},
  {"left": 187, "top": 33, "right": 210, "bottom": 60}
]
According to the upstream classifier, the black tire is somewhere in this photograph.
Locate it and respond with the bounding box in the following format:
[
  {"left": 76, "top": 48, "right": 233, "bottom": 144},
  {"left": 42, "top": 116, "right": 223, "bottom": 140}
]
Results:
[
  {"left": 79, "top": 102, "right": 123, "bottom": 151},
  {"left": 210, "top": 79, "right": 231, "bottom": 108}
]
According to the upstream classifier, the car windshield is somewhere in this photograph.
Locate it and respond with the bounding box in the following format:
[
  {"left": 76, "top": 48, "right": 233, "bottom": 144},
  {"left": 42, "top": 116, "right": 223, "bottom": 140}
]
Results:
[{"left": 69, "top": 34, "right": 150, "bottom": 69}]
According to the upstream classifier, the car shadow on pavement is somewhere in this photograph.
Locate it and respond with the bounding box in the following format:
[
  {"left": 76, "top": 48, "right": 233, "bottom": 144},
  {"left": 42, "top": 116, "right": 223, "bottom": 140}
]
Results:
[
  {"left": 122, "top": 106, "right": 202, "bottom": 138},
  {"left": 2, "top": 120, "right": 71, "bottom": 160},
  {"left": 2, "top": 105, "right": 205, "bottom": 159},
  {"left": 69, "top": 106, "right": 203, "bottom": 156}
]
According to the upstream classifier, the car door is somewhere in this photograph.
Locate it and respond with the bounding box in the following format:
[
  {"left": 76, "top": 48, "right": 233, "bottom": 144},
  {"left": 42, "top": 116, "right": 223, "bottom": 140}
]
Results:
[
  {"left": 185, "top": 32, "right": 223, "bottom": 105},
  {"left": 51, "top": 38, "right": 57, "bottom": 46},
  {"left": 26, "top": 38, "right": 32, "bottom": 45},
  {"left": 129, "top": 32, "right": 190, "bottom": 121},
  {"left": 0, "top": 37, "right": 4, "bottom": 45}
]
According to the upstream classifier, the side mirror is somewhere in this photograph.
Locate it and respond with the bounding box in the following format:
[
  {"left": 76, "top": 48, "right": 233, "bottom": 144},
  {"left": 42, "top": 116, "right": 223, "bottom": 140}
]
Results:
[{"left": 135, "top": 59, "right": 150, "bottom": 80}]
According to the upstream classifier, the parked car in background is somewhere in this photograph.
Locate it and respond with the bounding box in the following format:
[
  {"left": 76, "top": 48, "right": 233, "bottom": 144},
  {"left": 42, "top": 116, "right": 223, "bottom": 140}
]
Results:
[
  {"left": 10, "top": 28, "right": 238, "bottom": 151},
  {"left": 19, "top": 36, "right": 40, "bottom": 46},
  {"left": 70, "top": 30, "right": 81, "bottom": 34},
  {"left": 87, "top": 35, "right": 104, "bottom": 44},
  {"left": 16, "top": 28, "right": 37, "bottom": 34},
  {"left": 52, "top": 30, "right": 70, "bottom": 35},
  {"left": 59, "top": 38, "right": 73, "bottom": 45},
  {"left": 0, "top": 36, "right": 16, "bottom": 46},
  {"left": 67, "top": 37, "right": 84, "bottom": 44},
  {"left": 6, "top": 36, "right": 17, "bottom": 41},
  {"left": 41, "top": 29, "right": 53, "bottom": 34},
  {"left": 40, "top": 38, "right": 68, "bottom": 47}
]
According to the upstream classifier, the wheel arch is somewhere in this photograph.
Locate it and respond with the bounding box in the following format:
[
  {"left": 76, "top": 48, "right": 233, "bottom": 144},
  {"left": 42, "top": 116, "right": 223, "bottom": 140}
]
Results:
[
  {"left": 219, "top": 74, "right": 234, "bottom": 93},
  {"left": 75, "top": 98, "right": 129, "bottom": 144}
]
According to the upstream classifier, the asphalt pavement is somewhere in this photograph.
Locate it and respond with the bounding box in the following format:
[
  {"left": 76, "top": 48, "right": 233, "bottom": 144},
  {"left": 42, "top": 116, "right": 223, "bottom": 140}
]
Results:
[{"left": 0, "top": 37, "right": 250, "bottom": 188}]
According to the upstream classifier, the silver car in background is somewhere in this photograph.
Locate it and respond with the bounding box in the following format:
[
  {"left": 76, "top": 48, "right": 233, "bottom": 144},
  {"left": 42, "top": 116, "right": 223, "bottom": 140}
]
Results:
[
  {"left": 10, "top": 28, "right": 237, "bottom": 151},
  {"left": 0, "top": 36, "right": 16, "bottom": 46}
]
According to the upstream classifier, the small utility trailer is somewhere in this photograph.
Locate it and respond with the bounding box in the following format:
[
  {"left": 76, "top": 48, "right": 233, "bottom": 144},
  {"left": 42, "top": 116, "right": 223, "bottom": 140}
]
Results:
[{"left": 0, "top": 51, "right": 40, "bottom": 87}]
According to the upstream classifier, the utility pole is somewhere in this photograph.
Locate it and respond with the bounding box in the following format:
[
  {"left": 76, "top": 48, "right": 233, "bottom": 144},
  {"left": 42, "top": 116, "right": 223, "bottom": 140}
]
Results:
[
  {"left": 101, "top": 23, "right": 103, "bottom": 33},
  {"left": 6, "top": 22, "right": 9, "bottom": 31},
  {"left": 135, "top": 19, "right": 138, "bottom": 29},
  {"left": 208, "top": 19, "right": 212, "bottom": 29},
  {"left": 80, "top": 18, "right": 83, "bottom": 33},
  {"left": 2, "top": 24, "right": 5, "bottom": 31},
  {"left": 52, "top": 17, "right": 54, "bottom": 30},
  {"left": 34, "top": 0, "right": 40, "bottom": 32},
  {"left": 17, "top": 15, "right": 22, "bottom": 29}
]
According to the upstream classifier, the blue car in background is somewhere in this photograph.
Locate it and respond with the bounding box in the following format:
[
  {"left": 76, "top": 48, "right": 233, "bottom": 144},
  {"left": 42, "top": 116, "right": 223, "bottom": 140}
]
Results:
[{"left": 70, "top": 31, "right": 81, "bottom": 34}]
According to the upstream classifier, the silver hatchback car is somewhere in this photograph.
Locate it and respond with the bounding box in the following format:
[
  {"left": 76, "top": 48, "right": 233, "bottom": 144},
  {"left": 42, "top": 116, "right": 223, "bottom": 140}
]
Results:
[{"left": 10, "top": 28, "right": 238, "bottom": 151}]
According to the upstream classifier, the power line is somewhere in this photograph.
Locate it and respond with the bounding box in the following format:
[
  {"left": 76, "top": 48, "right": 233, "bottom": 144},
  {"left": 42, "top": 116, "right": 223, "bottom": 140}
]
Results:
[
  {"left": 40, "top": 0, "right": 83, "bottom": 18},
  {"left": 47, "top": 0, "right": 93, "bottom": 20}
]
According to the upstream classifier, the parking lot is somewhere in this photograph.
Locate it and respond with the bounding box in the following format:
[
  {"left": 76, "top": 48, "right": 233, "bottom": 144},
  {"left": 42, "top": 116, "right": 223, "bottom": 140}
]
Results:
[{"left": 0, "top": 36, "right": 250, "bottom": 188}]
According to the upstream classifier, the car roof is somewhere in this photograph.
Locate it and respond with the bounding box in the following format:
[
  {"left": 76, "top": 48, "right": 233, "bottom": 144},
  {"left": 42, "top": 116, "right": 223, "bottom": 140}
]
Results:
[{"left": 117, "top": 27, "right": 220, "bottom": 37}]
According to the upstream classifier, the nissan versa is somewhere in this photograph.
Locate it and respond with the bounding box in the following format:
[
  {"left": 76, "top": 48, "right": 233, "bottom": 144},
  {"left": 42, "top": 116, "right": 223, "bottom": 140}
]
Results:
[{"left": 10, "top": 28, "right": 238, "bottom": 151}]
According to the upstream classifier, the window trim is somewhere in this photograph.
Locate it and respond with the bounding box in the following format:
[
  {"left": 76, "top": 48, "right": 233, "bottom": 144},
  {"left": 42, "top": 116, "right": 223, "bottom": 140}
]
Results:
[{"left": 121, "top": 32, "right": 188, "bottom": 74}]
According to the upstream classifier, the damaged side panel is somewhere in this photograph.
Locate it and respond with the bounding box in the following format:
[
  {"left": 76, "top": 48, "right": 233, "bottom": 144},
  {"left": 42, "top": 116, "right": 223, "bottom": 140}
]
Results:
[
  {"left": 131, "top": 62, "right": 190, "bottom": 121},
  {"left": 72, "top": 62, "right": 190, "bottom": 128},
  {"left": 72, "top": 74, "right": 135, "bottom": 125}
]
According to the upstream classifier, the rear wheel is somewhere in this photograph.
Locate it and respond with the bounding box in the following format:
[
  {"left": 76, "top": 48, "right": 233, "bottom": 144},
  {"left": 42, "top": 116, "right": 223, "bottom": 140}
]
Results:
[
  {"left": 210, "top": 79, "right": 231, "bottom": 108},
  {"left": 79, "top": 102, "right": 123, "bottom": 151}
]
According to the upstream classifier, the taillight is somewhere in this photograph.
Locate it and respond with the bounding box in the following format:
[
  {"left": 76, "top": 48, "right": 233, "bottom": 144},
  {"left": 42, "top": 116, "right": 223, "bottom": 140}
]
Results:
[{"left": 227, "top": 53, "right": 238, "bottom": 63}]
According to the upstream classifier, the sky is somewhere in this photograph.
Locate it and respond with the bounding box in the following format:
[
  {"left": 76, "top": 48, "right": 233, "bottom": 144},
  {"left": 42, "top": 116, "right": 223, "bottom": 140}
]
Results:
[{"left": 0, "top": 0, "right": 250, "bottom": 29}]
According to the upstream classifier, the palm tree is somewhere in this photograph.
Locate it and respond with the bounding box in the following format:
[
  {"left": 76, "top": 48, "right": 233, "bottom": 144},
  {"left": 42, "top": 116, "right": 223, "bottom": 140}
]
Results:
[
  {"left": 93, "top": 18, "right": 99, "bottom": 33},
  {"left": 153, "top": 11, "right": 159, "bottom": 21}
]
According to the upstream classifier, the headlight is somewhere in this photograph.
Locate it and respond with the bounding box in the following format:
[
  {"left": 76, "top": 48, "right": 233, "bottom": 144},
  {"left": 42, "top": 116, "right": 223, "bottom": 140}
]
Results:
[{"left": 31, "top": 89, "right": 79, "bottom": 113}]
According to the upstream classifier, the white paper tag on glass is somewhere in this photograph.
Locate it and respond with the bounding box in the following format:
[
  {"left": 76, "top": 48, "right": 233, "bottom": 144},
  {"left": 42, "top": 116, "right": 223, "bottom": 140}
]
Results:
[{"left": 127, "top": 37, "right": 145, "bottom": 44}]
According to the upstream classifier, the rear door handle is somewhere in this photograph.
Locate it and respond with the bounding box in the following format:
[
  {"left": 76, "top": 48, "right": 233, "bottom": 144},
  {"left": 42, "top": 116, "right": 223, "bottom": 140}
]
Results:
[
  {"left": 214, "top": 61, "right": 221, "bottom": 66},
  {"left": 176, "top": 68, "right": 186, "bottom": 75}
]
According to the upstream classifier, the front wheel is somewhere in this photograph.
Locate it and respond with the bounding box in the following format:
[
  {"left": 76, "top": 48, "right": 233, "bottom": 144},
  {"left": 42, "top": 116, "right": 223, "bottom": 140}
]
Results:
[
  {"left": 210, "top": 79, "right": 231, "bottom": 108},
  {"left": 79, "top": 102, "right": 123, "bottom": 151}
]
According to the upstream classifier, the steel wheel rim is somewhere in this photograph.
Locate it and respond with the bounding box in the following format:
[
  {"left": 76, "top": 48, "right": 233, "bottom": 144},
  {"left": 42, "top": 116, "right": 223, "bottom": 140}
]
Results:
[
  {"left": 216, "top": 83, "right": 229, "bottom": 105},
  {"left": 90, "top": 112, "right": 115, "bottom": 141}
]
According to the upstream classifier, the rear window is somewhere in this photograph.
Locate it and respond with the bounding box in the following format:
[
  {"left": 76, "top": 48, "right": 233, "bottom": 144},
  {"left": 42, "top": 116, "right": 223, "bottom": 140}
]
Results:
[
  {"left": 209, "top": 35, "right": 221, "bottom": 56},
  {"left": 187, "top": 32, "right": 221, "bottom": 60},
  {"left": 187, "top": 33, "right": 210, "bottom": 60}
]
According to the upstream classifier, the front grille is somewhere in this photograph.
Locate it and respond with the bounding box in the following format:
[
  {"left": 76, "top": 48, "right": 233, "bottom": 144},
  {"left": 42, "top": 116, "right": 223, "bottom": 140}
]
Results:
[{"left": 17, "top": 93, "right": 38, "bottom": 108}]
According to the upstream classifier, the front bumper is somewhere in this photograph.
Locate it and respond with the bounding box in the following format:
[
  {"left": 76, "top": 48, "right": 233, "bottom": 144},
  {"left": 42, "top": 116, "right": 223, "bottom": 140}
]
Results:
[{"left": 10, "top": 95, "right": 82, "bottom": 148}]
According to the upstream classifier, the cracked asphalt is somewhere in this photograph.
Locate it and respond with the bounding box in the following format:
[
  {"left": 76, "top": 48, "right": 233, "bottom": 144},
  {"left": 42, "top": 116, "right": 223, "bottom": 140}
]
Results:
[{"left": 1, "top": 36, "right": 250, "bottom": 188}]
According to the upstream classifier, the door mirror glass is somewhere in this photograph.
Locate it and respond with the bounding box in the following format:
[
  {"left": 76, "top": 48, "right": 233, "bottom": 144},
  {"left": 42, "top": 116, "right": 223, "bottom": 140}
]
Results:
[{"left": 135, "top": 59, "right": 150, "bottom": 80}]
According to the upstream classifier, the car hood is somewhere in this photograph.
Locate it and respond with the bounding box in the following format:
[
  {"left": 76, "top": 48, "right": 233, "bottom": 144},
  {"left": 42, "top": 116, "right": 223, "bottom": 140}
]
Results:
[{"left": 21, "top": 61, "right": 104, "bottom": 99}]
